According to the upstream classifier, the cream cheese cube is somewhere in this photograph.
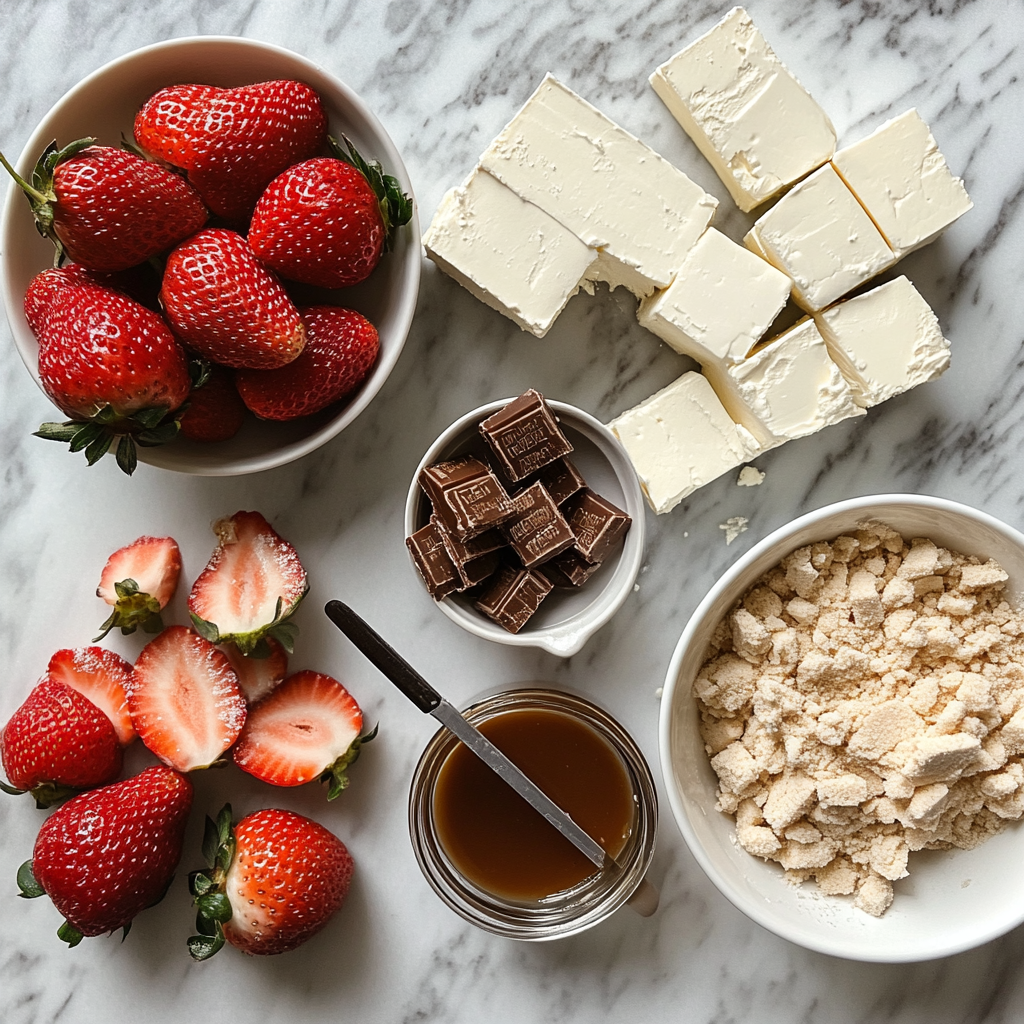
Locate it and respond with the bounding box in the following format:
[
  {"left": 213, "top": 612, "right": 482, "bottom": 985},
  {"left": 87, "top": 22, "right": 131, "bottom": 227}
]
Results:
[
  {"left": 650, "top": 7, "right": 836, "bottom": 212},
  {"left": 422, "top": 168, "right": 596, "bottom": 338},
  {"left": 745, "top": 163, "right": 896, "bottom": 313},
  {"left": 479, "top": 75, "right": 717, "bottom": 296},
  {"left": 709, "top": 317, "right": 864, "bottom": 446},
  {"left": 832, "top": 109, "right": 973, "bottom": 258},
  {"left": 609, "top": 372, "right": 761, "bottom": 514},
  {"left": 637, "top": 228, "right": 791, "bottom": 369},
  {"left": 814, "top": 276, "right": 950, "bottom": 408}
]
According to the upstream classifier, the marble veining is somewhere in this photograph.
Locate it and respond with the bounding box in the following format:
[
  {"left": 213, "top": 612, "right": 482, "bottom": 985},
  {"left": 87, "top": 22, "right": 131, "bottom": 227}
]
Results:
[{"left": 1, "top": 0, "right": 1024, "bottom": 1021}]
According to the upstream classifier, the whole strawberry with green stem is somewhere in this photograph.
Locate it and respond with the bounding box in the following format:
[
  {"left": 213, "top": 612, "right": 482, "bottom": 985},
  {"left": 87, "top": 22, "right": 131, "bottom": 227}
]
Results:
[{"left": 0, "top": 139, "right": 207, "bottom": 270}]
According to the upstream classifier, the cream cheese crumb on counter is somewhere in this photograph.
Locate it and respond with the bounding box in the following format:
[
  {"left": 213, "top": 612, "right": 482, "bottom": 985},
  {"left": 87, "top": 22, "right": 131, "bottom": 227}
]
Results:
[
  {"left": 422, "top": 168, "right": 596, "bottom": 338},
  {"left": 832, "top": 109, "right": 973, "bottom": 259},
  {"left": 737, "top": 466, "right": 765, "bottom": 487},
  {"left": 480, "top": 74, "right": 718, "bottom": 296},
  {"left": 720, "top": 517, "right": 749, "bottom": 545},
  {"left": 608, "top": 372, "right": 761, "bottom": 515},
  {"left": 745, "top": 163, "right": 896, "bottom": 313},
  {"left": 637, "top": 227, "right": 792, "bottom": 369},
  {"left": 814, "top": 276, "right": 951, "bottom": 408},
  {"left": 650, "top": 7, "right": 836, "bottom": 213},
  {"left": 694, "top": 523, "right": 1024, "bottom": 917}
]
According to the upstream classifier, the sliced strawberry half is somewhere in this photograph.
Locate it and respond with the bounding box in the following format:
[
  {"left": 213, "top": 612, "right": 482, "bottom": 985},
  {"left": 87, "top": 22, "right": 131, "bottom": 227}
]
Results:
[
  {"left": 220, "top": 638, "right": 287, "bottom": 705},
  {"left": 232, "top": 671, "right": 373, "bottom": 799},
  {"left": 129, "top": 626, "right": 246, "bottom": 772},
  {"left": 47, "top": 647, "right": 136, "bottom": 746},
  {"left": 95, "top": 536, "right": 182, "bottom": 641},
  {"left": 189, "top": 511, "right": 308, "bottom": 656}
]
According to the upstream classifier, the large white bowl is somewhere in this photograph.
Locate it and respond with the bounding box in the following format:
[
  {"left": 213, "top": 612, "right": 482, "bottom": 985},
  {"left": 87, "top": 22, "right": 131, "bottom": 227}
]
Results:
[
  {"left": 660, "top": 494, "right": 1024, "bottom": 962},
  {"left": 405, "top": 399, "right": 646, "bottom": 658},
  {"left": 0, "top": 36, "right": 420, "bottom": 476}
]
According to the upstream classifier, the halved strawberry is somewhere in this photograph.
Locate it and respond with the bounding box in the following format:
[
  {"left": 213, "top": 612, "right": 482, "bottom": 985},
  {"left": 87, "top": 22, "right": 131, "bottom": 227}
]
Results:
[
  {"left": 95, "top": 536, "right": 182, "bottom": 641},
  {"left": 188, "top": 511, "right": 308, "bottom": 657},
  {"left": 47, "top": 647, "right": 136, "bottom": 746},
  {"left": 220, "top": 639, "right": 288, "bottom": 705},
  {"left": 232, "top": 671, "right": 373, "bottom": 799},
  {"left": 128, "top": 626, "right": 246, "bottom": 772}
]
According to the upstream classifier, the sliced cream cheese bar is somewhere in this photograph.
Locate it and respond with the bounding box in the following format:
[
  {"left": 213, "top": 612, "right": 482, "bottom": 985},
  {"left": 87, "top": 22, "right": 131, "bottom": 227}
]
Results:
[
  {"left": 708, "top": 317, "right": 864, "bottom": 447},
  {"left": 422, "top": 167, "right": 596, "bottom": 338},
  {"left": 745, "top": 163, "right": 896, "bottom": 313},
  {"left": 480, "top": 74, "right": 718, "bottom": 296},
  {"left": 638, "top": 228, "right": 791, "bottom": 368},
  {"left": 609, "top": 372, "right": 761, "bottom": 514},
  {"left": 832, "top": 109, "right": 973, "bottom": 258},
  {"left": 650, "top": 7, "right": 836, "bottom": 212},
  {"left": 814, "top": 276, "right": 950, "bottom": 408}
]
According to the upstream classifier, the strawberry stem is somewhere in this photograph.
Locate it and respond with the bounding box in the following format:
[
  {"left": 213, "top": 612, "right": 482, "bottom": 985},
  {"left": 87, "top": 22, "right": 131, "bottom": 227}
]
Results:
[{"left": 0, "top": 148, "right": 48, "bottom": 203}]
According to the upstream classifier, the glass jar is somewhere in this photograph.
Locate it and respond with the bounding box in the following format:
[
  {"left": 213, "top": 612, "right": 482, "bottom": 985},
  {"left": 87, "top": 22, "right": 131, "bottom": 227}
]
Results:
[{"left": 408, "top": 686, "right": 658, "bottom": 940}]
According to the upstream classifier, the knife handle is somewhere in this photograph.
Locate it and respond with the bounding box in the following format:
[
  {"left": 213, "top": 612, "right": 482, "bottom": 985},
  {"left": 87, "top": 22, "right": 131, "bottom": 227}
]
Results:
[{"left": 324, "top": 600, "right": 442, "bottom": 714}]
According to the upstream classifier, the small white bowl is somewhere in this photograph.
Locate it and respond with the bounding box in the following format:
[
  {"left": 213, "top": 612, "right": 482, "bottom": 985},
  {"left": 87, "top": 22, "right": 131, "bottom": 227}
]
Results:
[
  {"left": 660, "top": 494, "right": 1024, "bottom": 962},
  {"left": 404, "top": 399, "right": 646, "bottom": 658},
  {"left": 0, "top": 36, "right": 420, "bottom": 476}
]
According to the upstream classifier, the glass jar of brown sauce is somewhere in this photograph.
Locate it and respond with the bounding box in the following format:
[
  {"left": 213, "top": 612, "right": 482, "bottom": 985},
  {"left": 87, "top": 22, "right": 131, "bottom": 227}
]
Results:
[{"left": 408, "top": 687, "right": 657, "bottom": 939}]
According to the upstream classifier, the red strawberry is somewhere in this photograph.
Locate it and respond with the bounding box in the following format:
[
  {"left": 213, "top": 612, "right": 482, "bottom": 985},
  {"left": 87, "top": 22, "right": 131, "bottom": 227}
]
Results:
[
  {"left": 235, "top": 305, "right": 379, "bottom": 421},
  {"left": 220, "top": 638, "right": 288, "bottom": 705},
  {"left": 232, "top": 671, "right": 372, "bottom": 798},
  {"left": 160, "top": 229, "right": 305, "bottom": 370},
  {"left": 188, "top": 804, "right": 352, "bottom": 959},
  {"left": 178, "top": 365, "right": 247, "bottom": 443},
  {"left": 19, "top": 766, "right": 192, "bottom": 944},
  {"left": 0, "top": 140, "right": 207, "bottom": 271},
  {"left": 95, "top": 535, "right": 182, "bottom": 640},
  {"left": 188, "top": 511, "right": 309, "bottom": 656},
  {"left": 129, "top": 626, "right": 246, "bottom": 772},
  {"left": 46, "top": 647, "right": 136, "bottom": 746},
  {"left": 248, "top": 137, "right": 411, "bottom": 288},
  {"left": 0, "top": 677, "right": 121, "bottom": 807},
  {"left": 134, "top": 81, "right": 327, "bottom": 224},
  {"left": 31, "top": 275, "right": 191, "bottom": 474}
]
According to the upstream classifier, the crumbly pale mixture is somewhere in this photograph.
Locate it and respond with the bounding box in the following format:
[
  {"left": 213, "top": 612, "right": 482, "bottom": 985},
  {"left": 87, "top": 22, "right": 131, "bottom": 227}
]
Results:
[{"left": 696, "top": 522, "right": 1024, "bottom": 916}]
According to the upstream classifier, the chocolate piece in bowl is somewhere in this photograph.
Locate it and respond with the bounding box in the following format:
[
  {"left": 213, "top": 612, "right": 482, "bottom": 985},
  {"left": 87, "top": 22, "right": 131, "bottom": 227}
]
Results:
[
  {"left": 566, "top": 489, "right": 632, "bottom": 564},
  {"left": 406, "top": 521, "right": 463, "bottom": 600},
  {"left": 534, "top": 457, "right": 586, "bottom": 505},
  {"left": 432, "top": 517, "right": 506, "bottom": 564},
  {"left": 418, "top": 456, "right": 513, "bottom": 541},
  {"left": 501, "top": 482, "right": 576, "bottom": 569},
  {"left": 479, "top": 390, "right": 573, "bottom": 482},
  {"left": 539, "top": 548, "right": 602, "bottom": 588},
  {"left": 475, "top": 563, "right": 553, "bottom": 633}
]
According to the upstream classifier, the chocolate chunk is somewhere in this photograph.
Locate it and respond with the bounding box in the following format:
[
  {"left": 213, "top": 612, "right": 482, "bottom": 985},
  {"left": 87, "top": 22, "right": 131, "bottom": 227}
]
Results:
[
  {"left": 534, "top": 457, "right": 586, "bottom": 505},
  {"left": 539, "top": 548, "right": 602, "bottom": 588},
  {"left": 458, "top": 549, "right": 502, "bottom": 590},
  {"left": 419, "top": 456, "right": 513, "bottom": 541},
  {"left": 432, "top": 516, "right": 506, "bottom": 564},
  {"left": 406, "top": 522, "right": 462, "bottom": 600},
  {"left": 565, "top": 489, "right": 632, "bottom": 564},
  {"left": 479, "top": 390, "right": 573, "bottom": 482},
  {"left": 475, "top": 564, "right": 553, "bottom": 633},
  {"left": 501, "top": 482, "right": 576, "bottom": 568}
]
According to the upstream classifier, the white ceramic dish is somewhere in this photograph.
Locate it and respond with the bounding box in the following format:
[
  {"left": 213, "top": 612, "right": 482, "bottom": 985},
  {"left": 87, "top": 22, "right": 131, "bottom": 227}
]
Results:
[
  {"left": 0, "top": 36, "right": 420, "bottom": 476},
  {"left": 404, "top": 399, "right": 646, "bottom": 658},
  {"left": 660, "top": 494, "right": 1024, "bottom": 962}
]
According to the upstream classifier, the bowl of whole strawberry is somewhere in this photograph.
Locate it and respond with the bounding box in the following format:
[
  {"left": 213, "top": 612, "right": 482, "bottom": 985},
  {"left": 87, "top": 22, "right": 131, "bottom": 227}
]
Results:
[{"left": 0, "top": 36, "right": 419, "bottom": 476}]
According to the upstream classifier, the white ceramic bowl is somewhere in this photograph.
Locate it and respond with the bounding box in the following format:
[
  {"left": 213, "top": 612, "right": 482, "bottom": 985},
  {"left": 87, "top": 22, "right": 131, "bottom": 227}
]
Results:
[
  {"left": 0, "top": 36, "right": 420, "bottom": 476},
  {"left": 660, "top": 494, "right": 1024, "bottom": 962},
  {"left": 404, "top": 399, "right": 646, "bottom": 658}
]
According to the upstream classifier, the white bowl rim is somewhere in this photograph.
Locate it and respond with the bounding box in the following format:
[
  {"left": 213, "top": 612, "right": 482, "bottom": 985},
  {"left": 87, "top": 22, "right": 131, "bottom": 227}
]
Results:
[
  {"left": 0, "top": 34, "right": 421, "bottom": 477},
  {"left": 403, "top": 398, "right": 646, "bottom": 658},
  {"left": 658, "top": 492, "right": 1024, "bottom": 962}
]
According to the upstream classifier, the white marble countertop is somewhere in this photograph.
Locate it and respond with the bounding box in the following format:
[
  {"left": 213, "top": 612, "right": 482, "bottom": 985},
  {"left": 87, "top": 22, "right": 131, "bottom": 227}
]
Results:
[{"left": 2, "top": 0, "right": 1023, "bottom": 1021}]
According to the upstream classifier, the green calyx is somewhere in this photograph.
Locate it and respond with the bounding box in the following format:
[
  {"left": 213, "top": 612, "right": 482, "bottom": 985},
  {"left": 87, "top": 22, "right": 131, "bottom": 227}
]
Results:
[
  {"left": 187, "top": 804, "right": 236, "bottom": 962},
  {"left": 319, "top": 723, "right": 378, "bottom": 800},
  {"left": 94, "top": 577, "right": 164, "bottom": 642},
  {"left": 191, "top": 586, "right": 308, "bottom": 657},
  {"left": 3, "top": 776, "right": 76, "bottom": 808},
  {"left": 327, "top": 134, "right": 412, "bottom": 252},
  {"left": 0, "top": 138, "right": 96, "bottom": 267},
  {"left": 18, "top": 861, "right": 85, "bottom": 947}
]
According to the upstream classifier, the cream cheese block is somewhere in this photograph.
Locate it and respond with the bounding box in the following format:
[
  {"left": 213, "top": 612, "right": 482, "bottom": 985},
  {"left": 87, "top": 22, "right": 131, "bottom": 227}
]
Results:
[
  {"left": 745, "top": 163, "right": 896, "bottom": 313},
  {"left": 814, "top": 276, "right": 950, "bottom": 408},
  {"left": 480, "top": 74, "right": 718, "bottom": 296},
  {"left": 422, "top": 167, "right": 596, "bottom": 338},
  {"left": 650, "top": 7, "right": 836, "bottom": 212},
  {"left": 637, "top": 227, "right": 791, "bottom": 369},
  {"left": 709, "top": 317, "right": 864, "bottom": 447},
  {"left": 609, "top": 372, "right": 761, "bottom": 514},
  {"left": 832, "top": 108, "right": 973, "bottom": 258}
]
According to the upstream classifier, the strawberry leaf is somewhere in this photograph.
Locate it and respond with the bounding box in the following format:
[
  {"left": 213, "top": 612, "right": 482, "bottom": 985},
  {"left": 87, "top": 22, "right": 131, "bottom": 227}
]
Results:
[
  {"left": 197, "top": 892, "right": 232, "bottom": 923},
  {"left": 17, "top": 861, "right": 45, "bottom": 899},
  {"left": 0, "top": 779, "right": 25, "bottom": 797},
  {"left": 34, "top": 422, "right": 81, "bottom": 443},
  {"left": 84, "top": 431, "right": 114, "bottom": 466},
  {"left": 200, "top": 814, "right": 220, "bottom": 866},
  {"left": 57, "top": 920, "right": 84, "bottom": 947},
  {"left": 188, "top": 924, "right": 225, "bottom": 961},
  {"left": 136, "top": 421, "right": 180, "bottom": 447},
  {"left": 116, "top": 435, "right": 138, "bottom": 476},
  {"left": 190, "top": 613, "right": 220, "bottom": 644}
]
